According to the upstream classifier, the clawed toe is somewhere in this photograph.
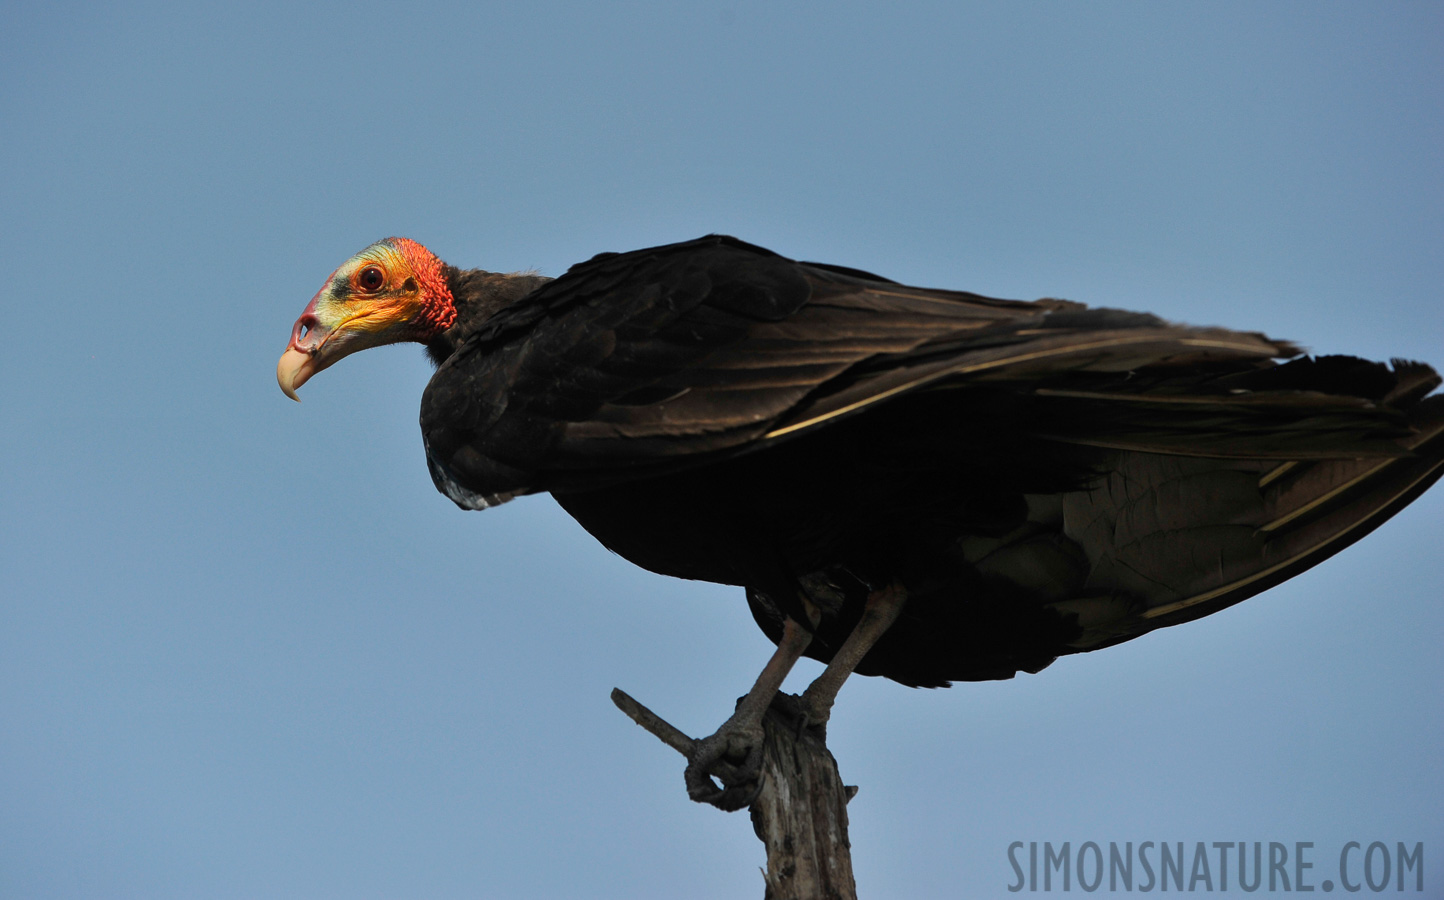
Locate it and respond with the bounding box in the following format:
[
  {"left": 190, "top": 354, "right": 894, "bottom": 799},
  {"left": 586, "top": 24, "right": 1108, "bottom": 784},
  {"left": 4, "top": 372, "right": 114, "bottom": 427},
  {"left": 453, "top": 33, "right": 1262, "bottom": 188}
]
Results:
[{"left": 684, "top": 726, "right": 765, "bottom": 811}]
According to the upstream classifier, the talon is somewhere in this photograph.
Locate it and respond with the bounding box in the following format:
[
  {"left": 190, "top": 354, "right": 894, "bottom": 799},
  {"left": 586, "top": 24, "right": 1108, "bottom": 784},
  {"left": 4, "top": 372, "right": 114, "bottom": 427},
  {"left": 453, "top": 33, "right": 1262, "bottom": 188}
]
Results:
[{"left": 683, "top": 726, "right": 765, "bottom": 811}]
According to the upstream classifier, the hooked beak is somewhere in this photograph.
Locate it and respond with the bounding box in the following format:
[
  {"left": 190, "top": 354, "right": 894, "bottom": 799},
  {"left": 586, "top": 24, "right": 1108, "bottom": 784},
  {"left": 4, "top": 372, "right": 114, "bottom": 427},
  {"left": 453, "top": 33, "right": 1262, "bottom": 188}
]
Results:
[
  {"left": 276, "top": 348, "right": 316, "bottom": 402},
  {"left": 276, "top": 289, "right": 329, "bottom": 402}
]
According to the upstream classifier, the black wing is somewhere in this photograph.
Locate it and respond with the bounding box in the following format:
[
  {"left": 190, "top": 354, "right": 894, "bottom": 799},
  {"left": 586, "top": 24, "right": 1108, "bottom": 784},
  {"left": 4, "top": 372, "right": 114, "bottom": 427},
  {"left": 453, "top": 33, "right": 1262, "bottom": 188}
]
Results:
[
  {"left": 418, "top": 235, "right": 1444, "bottom": 685},
  {"left": 420, "top": 235, "right": 1309, "bottom": 507}
]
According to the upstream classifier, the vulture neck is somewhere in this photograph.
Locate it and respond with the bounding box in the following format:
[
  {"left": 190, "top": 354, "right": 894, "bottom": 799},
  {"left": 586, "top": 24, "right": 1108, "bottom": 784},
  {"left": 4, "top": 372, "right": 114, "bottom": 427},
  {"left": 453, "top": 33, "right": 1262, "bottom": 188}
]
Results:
[{"left": 426, "top": 264, "right": 553, "bottom": 367}]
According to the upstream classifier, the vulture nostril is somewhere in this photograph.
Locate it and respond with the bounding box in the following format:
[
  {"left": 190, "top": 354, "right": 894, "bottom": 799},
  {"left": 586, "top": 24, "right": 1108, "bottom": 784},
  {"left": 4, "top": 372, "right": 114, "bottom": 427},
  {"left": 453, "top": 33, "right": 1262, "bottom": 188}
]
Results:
[{"left": 293, "top": 314, "right": 321, "bottom": 346}]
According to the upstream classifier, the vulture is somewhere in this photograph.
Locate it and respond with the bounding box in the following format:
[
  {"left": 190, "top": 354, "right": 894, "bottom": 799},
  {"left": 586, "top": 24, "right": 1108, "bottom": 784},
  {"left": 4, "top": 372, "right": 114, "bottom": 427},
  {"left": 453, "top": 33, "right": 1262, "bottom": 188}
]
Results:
[{"left": 278, "top": 234, "right": 1444, "bottom": 809}]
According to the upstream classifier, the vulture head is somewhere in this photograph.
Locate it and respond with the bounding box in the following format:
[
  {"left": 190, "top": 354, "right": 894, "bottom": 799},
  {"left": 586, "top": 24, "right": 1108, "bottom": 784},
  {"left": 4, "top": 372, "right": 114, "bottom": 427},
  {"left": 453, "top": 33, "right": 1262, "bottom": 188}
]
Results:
[{"left": 277, "top": 237, "right": 455, "bottom": 401}]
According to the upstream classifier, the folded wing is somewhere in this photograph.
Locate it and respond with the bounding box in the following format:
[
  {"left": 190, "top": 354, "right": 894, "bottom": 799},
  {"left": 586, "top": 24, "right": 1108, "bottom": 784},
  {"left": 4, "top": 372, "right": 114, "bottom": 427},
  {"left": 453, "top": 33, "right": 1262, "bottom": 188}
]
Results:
[{"left": 421, "top": 235, "right": 1304, "bottom": 504}]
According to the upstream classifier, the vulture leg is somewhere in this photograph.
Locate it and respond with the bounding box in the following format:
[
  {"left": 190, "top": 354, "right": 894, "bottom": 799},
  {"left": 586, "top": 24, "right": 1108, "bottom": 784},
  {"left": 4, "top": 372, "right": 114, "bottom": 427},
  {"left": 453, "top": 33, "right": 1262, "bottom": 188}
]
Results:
[
  {"left": 800, "top": 583, "right": 908, "bottom": 726},
  {"left": 685, "top": 615, "right": 813, "bottom": 810}
]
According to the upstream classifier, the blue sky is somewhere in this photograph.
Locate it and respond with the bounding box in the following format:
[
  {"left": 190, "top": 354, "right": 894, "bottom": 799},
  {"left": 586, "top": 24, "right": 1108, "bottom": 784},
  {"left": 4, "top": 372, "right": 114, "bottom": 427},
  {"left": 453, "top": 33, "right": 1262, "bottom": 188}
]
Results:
[{"left": 2, "top": 2, "right": 1441, "bottom": 897}]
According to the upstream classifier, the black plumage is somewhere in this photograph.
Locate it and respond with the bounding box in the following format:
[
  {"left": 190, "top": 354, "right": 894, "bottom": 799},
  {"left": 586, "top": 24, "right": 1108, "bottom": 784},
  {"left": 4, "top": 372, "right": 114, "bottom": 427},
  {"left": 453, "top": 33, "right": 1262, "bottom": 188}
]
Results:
[{"left": 412, "top": 235, "right": 1443, "bottom": 688}]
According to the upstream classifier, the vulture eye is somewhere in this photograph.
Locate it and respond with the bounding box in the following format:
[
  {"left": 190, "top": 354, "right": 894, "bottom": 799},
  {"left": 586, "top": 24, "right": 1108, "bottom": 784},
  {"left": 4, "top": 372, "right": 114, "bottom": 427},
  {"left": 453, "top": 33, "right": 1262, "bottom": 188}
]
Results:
[{"left": 357, "top": 266, "right": 386, "bottom": 292}]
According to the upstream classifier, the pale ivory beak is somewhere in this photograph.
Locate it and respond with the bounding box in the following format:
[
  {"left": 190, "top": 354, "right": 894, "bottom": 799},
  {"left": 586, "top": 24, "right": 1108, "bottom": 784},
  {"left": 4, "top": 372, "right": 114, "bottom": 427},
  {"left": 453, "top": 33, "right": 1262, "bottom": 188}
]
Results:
[{"left": 277, "top": 348, "right": 318, "bottom": 402}]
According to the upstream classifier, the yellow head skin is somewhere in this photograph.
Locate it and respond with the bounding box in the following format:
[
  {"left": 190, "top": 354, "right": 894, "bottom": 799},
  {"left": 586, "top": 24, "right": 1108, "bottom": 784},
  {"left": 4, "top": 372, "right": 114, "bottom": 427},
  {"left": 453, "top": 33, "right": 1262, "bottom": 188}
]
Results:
[{"left": 277, "top": 238, "right": 454, "bottom": 401}]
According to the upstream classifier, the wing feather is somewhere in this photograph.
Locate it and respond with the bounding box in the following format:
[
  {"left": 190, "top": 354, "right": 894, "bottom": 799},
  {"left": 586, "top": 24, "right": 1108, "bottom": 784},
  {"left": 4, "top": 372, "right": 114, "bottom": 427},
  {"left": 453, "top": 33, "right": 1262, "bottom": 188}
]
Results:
[{"left": 420, "top": 235, "right": 1378, "bottom": 504}]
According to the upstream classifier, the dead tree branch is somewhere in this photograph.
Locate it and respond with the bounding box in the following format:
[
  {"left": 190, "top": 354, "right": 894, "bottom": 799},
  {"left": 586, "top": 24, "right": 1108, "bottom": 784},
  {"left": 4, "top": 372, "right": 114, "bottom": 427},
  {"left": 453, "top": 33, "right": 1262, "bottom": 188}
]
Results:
[{"left": 612, "top": 688, "right": 858, "bottom": 900}]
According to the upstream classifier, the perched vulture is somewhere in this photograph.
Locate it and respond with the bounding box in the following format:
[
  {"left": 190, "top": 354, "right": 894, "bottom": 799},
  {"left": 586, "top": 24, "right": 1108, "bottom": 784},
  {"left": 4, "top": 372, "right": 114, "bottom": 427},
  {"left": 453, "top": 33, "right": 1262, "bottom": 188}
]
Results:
[{"left": 279, "top": 235, "right": 1443, "bottom": 808}]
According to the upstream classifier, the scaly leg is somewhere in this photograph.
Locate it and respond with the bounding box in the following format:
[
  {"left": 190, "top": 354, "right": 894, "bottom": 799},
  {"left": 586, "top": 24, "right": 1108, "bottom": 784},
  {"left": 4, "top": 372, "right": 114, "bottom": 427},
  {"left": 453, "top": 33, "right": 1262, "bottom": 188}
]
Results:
[
  {"left": 685, "top": 614, "right": 813, "bottom": 810},
  {"left": 800, "top": 582, "right": 908, "bottom": 726}
]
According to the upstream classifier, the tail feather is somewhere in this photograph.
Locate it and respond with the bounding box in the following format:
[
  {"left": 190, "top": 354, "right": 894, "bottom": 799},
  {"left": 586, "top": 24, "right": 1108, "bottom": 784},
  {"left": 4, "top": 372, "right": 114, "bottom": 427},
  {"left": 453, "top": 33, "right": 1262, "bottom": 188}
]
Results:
[{"left": 1041, "top": 366, "right": 1444, "bottom": 652}]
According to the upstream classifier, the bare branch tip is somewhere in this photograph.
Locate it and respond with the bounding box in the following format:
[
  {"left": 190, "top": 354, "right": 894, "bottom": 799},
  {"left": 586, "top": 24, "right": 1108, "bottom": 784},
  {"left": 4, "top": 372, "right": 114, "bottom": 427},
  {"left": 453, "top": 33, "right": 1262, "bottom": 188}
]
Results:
[{"left": 610, "top": 686, "right": 696, "bottom": 757}]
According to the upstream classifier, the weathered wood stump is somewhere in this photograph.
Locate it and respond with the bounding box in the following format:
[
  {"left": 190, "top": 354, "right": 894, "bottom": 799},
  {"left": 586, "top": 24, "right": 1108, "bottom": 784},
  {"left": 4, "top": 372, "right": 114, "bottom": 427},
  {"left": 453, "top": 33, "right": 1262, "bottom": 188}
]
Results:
[{"left": 612, "top": 689, "right": 858, "bottom": 900}]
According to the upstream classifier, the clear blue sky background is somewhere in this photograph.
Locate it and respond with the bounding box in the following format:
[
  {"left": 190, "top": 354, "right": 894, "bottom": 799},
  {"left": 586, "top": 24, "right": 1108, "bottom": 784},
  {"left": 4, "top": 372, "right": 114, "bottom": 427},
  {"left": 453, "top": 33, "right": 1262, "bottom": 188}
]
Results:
[{"left": 3, "top": 3, "right": 1441, "bottom": 897}]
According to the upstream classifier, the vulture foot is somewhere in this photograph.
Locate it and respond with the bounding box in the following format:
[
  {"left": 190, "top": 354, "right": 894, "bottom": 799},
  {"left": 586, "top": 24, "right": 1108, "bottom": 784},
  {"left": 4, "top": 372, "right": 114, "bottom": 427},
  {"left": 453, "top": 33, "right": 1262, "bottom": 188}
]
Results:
[{"left": 683, "top": 721, "right": 767, "bottom": 811}]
